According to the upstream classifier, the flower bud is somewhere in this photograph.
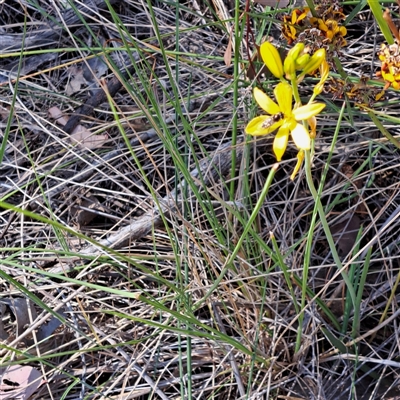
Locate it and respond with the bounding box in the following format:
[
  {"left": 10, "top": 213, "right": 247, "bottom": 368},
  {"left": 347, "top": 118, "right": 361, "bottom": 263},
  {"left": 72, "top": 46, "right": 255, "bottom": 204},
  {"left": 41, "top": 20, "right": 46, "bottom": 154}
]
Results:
[
  {"left": 313, "top": 60, "right": 330, "bottom": 95},
  {"left": 301, "top": 48, "right": 326, "bottom": 76},
  {"left": 260, "top": 42, "right": 283, "bottom": 79},
  {"left": 284, "top": 57, "right": 296, "bottom": 80},
  {"left": 295, "top": 53, "right": 310, "bottom": 69},
  {"left": 288, "top": 43, "right": 305, "bottom": 60},
  {"left": 284, "top": 43, "right": 305, "bottom": 79}
]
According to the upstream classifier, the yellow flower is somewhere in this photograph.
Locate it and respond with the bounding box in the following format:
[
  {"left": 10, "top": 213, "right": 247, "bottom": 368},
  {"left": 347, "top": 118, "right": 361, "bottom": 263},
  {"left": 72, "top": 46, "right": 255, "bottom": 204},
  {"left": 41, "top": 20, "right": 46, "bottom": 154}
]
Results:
[
  {"left": 245, "top": 83, "right": 325, "bottom": 161},
  {"left": 310, "top": 17, "right": 347, "bottom": 46},
  {"left": 282, "top": 8, "right": 310, "bottom": 44},
  {"left": 378, "top": 43, "right": 400, "bottom": 90},
  {"left": 282, "top": 5, "right": 347, "bottom": 51}
]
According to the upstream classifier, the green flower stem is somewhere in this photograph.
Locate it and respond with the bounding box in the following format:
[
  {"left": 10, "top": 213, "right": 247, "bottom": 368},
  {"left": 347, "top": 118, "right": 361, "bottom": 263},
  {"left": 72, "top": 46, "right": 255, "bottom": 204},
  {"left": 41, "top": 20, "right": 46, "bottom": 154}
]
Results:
[
  {"left": 304, "top": 149, "right": 356, "bottom": 311},
  {"left": 295, "top": 104, "right": 356, "bottom": 351},
  {"left": 291, "top": 78, "right": 301, "bottom": 105},
  {"left": 294, "top": 154, "right": 320, "bottom": 352},
  {"left": 196, "top": 163, "right": 279, "bottom": 306},
  {"left": 352, "top": 247, "right": 371, "bottom": 339},
  {"left": 309, "top": 92, "right": 317, "bottom": 103},
  {"left": 229, "top": 0, "right": 243, "bottom": 200}
]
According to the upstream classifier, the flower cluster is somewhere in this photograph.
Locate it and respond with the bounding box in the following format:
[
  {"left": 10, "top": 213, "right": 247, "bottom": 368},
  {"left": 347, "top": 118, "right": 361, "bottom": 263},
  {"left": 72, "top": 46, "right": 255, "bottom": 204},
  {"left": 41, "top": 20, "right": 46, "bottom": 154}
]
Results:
[
  {"left": 309, "top": 8, "right": 347, "bottom": 47},
  {"left": 374, "top": 7, "right": 400, "bottom": 90},
  {"left": 325, "top": 76, "right": 385, "bottom": 106},
  {"left": 281, "top": 1, "right": 347, "bottom": 60},
  {"left": 378, "top": 43, "right": 400, "bottom": 90},
  {"left": 245, "top": 42, "right": 329, "bottom": 178},
  {"left": 282, "top": 8, "right": 310, "bottom": 45}
]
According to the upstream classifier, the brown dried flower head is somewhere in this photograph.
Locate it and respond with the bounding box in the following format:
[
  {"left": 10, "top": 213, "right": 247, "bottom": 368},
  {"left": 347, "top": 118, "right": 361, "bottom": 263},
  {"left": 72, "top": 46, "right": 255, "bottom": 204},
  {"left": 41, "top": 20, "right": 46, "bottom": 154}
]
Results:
[{"left": 281, "top": 0, "right": 347, "bottom": 60}]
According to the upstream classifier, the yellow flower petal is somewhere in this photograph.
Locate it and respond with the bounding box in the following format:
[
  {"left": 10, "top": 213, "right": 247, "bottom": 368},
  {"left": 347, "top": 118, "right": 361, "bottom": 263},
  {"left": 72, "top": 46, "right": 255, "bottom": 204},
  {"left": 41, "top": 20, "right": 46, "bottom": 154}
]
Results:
[
  {"left": 308, "top": 116, "right": 317, "bottom": 138},
  {"left": 319, "top": 60, "right": 330, "bottom": 82},
  {"left": 273, "top": 126, "right": 289, "bottom": 161},
  {"left": 326, "top": 30, "right": 334, "bottom": 40},
  {"left": 260, "top": 42, "right": 283, "bottom": 79},
  {"left": 291, "top": 10, "right": 297, "bottom": 24},
  {"left": 289, "top": 26, "right": 297, "bottom": 39},
  {"left": 274, "top": 82, "right": 292, "bottom": 115},
  {"left": 245, "top": 116, "right": 282, "bottom": 136},
  {"left": 318, "top": 19, "right": 328, "bottom": 32},
  {"left": 328, "top": 20, "right": 338, "bottom": 33},
  {"left": 291, "top": 123, "right": 311, "bottom": 150},
  {"left": 286, "top": 117, "right": 297, "bottom": 131},
  {"left": 382, "top": 71, "right": 395, "bottom": 82},
  {"left": 253, "top": 87, "right": 280, "bottom": 115},
  {"left": 292, "top": 102, "right": 325, "bottom": 121},
  {"left": 297, "top": 9, "right": 309, "bottom": 23},
  {"left": 290, "top": 150, "right": 304, "bottom": 180}
]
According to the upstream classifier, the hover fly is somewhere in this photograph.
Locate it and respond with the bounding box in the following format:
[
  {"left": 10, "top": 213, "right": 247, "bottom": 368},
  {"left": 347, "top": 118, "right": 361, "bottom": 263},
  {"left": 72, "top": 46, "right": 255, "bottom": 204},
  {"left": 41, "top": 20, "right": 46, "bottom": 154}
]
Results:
[{"left": 261, "top": 112, "right": 285, "bottom": 129}]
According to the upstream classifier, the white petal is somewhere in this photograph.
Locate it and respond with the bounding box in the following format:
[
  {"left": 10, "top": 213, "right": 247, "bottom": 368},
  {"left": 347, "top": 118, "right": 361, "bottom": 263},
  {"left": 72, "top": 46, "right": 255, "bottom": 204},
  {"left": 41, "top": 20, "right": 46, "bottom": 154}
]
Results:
[{"left": 291, "top": 123, "right": 311, "bottom": 150}]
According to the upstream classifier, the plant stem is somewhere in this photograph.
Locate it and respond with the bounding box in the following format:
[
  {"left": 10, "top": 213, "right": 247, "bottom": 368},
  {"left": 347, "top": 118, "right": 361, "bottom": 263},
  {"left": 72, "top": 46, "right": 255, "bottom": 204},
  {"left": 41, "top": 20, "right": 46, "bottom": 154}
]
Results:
[
  {"left": 197, "top": 163, "right": 279, "bottom": 306},
  {"left": 304, "top": 149, "right": 357, "bottom": 308},
  {"left": 291, "top": 78, "right": 301, "bottom": 105}
]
